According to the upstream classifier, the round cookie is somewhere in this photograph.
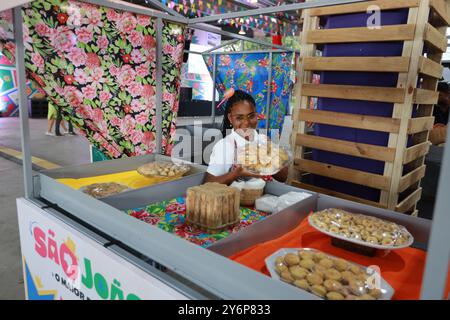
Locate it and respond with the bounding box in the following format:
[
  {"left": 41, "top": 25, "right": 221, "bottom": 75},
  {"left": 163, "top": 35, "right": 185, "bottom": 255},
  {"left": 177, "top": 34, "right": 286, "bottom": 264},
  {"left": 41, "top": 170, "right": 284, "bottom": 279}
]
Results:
[
  {"left": 284, "top": 253, "right": 300, "bottom": 266},
  {"left": 293, "top": 279, "right": 309, "bottom": 291},
  {"left": 319, "top": 258, "right": 334, "bottom": 269},
  {"left": 300, "top": 259, "right": 315, "bottom": 270},
  {"left": 289, "top": 266, "right": 308, "bottom": 280},
  {"left": 311, "top": 285, "right": 327, "bottom": 298},
  {"left": 325, "top": 268, "right": 342, "bottom": 281},
  {"left": 306, "top": 273, "right": 324, "bottom": 286},
  {"left": 326, "top": 291, "right": 345, "bottom": 300}
]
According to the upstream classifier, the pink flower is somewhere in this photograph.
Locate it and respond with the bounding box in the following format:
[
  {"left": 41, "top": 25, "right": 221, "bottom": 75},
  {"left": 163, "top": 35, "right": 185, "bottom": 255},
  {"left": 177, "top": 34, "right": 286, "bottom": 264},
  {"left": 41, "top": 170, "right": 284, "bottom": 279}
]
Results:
[
  {"left": 91, "top": 108, "right": 104, "bottom": 123},
  {"left": 99, "top": 91, "right": 112, "bottom": 104},
  {"left": 76, "top": 104, "right": 92, "bottom": 119},
  {"left": 85, "top": 53, "right": 100, "bottom": 69},
  {"left": 31, "top": 52, "right": 44, "bottom": 71},
  {"left": 163, "top": 92, "right": 174, "bottom": 104},
  {"left": 128, "top": 31, "right": 143, "bottom": 47},
  {"left": 165, "top": 143, "right": 173, "bottom": 156},
  {"left": 130, "top": 49, "right": 143, "bottom": 64},
  {"left": 137, "top": 15, "right": 152, "bottom": 27},
  {"left": 131, "top": 99, "right": 146, "bottom": 113},
  {"left": 85, "top": 9, "right": 103, "bottom": 28},
  {"left": 142, "top": 131, "right": 154, "bottom": 146},
  {"left": 35, "top": 22, "right": 50, "bottom": 37},
  {"left": 110, "top": 116, "right": 121, "bottom": 127},
  {"left": 116, "top": 13, "right": 137, "bottom": 34},
  {"left": 130, "top": 130, "right": 143, "bottom": 145},
  {"left": 136, "top": 63, "right": 150, "bottom": 77},
  {"left": 136, "top": 111, "right": 149, "bottom": 125},
  {"left": 64, "top": 86, "right": 83, "bottom": 107},
  {"left": 129, "top": 83, "right": 143, "bottom": 98},
  {"left": 89, "top": 67, "right": 105, "bottom": 88},
  {"left": 142, "top": 35, "right": 156, "bottom": 51},
  {"left": 51, "top": 26, "right": 76, "bottom": 52},
  {"left": 74, "top": 68, "right": 88, "bottom": 84},
  {"left": 75, "top": 27, "right": 93, "bottom": 44},
  {"left": 67, "top": 47, "right": 87, "bottom": 67},
  {"left": 120, "top": 114, "right": 136, "bottom": 136},
  {"left": 117, "top": 65, "right": 136, "bottom": 87},
  {"left": 163, "top": 44, "right": 174, "bottom": 55},
  {"left": 142, "top": 84, "right": 155, "bottom": 98},
  {"left": 82, "top": 85, "right": 97, "bottom": 100},
  {"left": 67, "top": 5, "right": 82, "bottom": 27},
  {"left": 97, "top": 35, "right": 108, "bottom": 50},
  {"left": 109, "top": 65, "right": 120, "bottom": 77},
  {"left": 106, "top": 9, "right": 119, "bottom": 22}
]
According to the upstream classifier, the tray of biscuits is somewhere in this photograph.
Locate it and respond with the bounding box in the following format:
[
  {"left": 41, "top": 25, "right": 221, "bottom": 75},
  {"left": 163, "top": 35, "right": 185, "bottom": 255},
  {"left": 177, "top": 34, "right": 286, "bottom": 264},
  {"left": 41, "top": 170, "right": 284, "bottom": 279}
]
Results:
[
  {"left": 308, "top": 209, "right": 414, "bottom": 250},
  {"left": 137, "top": 161, "right": 191, "bottom": 178},
  {"left": 265, "top": 248, "right": 394, "bottom": 300},
  {"left": 236, "top": 142, "right": 292, "bottom": 176}
]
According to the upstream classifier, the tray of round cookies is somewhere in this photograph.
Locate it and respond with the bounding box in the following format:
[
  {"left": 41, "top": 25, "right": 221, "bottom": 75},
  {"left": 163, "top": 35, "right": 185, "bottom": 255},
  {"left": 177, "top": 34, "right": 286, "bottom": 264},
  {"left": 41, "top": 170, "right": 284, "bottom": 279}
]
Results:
[{"left": 265, "top": 248, "right": 394, "bottom": 300}]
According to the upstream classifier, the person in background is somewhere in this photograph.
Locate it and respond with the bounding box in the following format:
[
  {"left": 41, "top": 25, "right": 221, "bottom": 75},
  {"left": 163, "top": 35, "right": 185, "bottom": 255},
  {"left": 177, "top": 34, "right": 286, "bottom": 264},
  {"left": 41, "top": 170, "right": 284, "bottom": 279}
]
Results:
[
  {"left": 45, "top": 101, "right": 57, "bottom": 136},
  {"left": 205, "top": 90, "right": 288, "bottom": 185},
  {"left": 429, "top": 82, "right": 449, "bottom": 145},
  {"left": 55, "top": 107, "right": 76, "bottom": 136}
]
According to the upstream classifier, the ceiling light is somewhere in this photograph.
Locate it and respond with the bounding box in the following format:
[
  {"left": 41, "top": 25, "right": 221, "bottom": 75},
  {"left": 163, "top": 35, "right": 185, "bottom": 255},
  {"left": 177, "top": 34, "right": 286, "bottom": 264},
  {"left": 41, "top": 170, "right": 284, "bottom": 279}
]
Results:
[{"left": 238, "top": 26, "right": 246, "bottom": 35}]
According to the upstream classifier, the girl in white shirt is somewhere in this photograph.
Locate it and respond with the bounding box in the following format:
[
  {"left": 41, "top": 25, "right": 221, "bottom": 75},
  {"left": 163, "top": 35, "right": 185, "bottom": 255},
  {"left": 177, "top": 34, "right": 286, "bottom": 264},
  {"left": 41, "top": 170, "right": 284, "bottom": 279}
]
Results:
[{"left": 205, "top": 90, "right": 288, "bottom": 185}]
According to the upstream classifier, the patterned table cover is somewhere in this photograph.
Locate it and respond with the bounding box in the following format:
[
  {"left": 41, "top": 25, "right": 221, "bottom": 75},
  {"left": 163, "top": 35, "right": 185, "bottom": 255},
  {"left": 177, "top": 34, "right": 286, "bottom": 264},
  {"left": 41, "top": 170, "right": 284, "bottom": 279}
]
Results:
[{"left": 126, "top": 196, "right": 270, "bottom": 248}]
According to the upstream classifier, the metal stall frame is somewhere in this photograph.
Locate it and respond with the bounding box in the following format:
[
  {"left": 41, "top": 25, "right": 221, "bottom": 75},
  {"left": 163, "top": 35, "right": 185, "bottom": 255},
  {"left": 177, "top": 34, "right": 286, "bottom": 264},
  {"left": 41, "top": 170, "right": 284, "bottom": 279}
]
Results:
[{"left": 9, "top": 0, "right": 449, "bottom": 299}]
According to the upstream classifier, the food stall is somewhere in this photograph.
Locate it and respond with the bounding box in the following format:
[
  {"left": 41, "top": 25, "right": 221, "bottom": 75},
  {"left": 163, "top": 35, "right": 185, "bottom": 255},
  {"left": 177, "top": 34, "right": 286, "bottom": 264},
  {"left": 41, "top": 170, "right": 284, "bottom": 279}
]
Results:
[{"left": 5, "top": 0, "right": 450, "bottom": 300}]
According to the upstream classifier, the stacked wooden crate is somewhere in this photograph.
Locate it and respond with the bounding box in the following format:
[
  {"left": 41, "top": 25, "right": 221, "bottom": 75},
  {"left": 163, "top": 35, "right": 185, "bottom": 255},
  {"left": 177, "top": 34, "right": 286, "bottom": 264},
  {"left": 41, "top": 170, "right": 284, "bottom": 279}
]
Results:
[{"left": 290, "top": 0, "right": 449, "bottom": 214}]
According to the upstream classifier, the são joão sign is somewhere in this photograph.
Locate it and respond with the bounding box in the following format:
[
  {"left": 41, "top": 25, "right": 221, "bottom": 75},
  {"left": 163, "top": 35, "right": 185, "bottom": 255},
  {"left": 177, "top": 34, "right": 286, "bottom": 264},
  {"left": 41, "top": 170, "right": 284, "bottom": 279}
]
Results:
[{"left": 32, "top": 224, "right": 141, "bottom": 300}]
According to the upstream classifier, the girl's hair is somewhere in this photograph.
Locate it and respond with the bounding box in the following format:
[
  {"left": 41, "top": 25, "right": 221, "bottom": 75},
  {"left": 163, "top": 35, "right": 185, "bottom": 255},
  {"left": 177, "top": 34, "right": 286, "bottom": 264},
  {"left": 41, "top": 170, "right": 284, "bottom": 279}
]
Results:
[{"left": 221, "top": 89, "right": 256, "bottom": 137}]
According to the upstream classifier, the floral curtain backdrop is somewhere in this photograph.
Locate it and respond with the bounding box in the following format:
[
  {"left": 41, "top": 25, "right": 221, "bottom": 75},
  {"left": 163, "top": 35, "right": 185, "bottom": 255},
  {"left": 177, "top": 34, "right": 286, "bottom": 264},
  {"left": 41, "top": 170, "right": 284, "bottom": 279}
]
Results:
[
  {"left": 205, "top": 52, "right": 293, "bottom": 130},
  {"left": 0, "top": 0, "right": 186, "bottom": 158}
]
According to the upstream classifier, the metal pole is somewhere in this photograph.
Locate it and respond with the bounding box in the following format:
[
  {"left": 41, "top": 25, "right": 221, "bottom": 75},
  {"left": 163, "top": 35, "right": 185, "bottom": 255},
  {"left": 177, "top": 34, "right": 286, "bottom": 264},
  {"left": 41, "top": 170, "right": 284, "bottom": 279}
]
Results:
[
  {"left": 189, "top": 0, "right": 366, "bottom": 24},
  {"left": 211, "top": 54, "right": 217, "bottom": 126},
  {"left": 203, "top": 49, "right": 287, "bottom": 56},
  {"left": 421, "top": 129, "right": 450, "bottom": 299},
  {"left": 13, "top": 6, "right": 33, "bottom": 199},
  {"left": 266, "top": 52, "right": 273, "bottom": 131},
  {"left": 155, "top": 18, "right": 163, "bottom": 155}
]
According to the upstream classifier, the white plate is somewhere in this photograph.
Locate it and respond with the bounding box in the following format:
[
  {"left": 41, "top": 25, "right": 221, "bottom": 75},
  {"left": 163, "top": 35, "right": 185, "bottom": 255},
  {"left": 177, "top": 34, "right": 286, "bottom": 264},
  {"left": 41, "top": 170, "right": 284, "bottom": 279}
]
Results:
[
  {"left": 308, "top": 214, "right": 414, "bottom": 251},
  {"left": 265, "top": 248, "right": 395, "bottom": 300}
]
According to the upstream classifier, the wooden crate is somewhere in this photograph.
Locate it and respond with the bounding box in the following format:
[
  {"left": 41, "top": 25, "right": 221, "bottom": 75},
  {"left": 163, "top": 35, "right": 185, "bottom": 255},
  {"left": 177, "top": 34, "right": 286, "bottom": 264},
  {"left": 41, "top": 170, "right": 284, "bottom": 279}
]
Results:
[{"left": 289, "top": 0, "right": 449, "bottom": 214}]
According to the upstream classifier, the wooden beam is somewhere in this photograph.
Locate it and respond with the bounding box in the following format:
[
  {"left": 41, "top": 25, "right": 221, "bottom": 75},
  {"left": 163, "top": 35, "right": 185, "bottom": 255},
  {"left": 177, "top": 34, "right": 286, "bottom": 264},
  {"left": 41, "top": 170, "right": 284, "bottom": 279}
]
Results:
[
  {"left": 307, "top": 24, "right": 416, "bottom": 44},
  {"left": 291, "top": 180, "right": 387, "bottom": 209},
  {"left": 309, "top": 0, "right": 420, "bottom": 17},
  {"left": 403, "top": 141, "right": 432, "bottom": 164},
  {"left": 302, "top": 84, "right": 406, "bottom": 103},
  {"left": 418, "top": 56, "right": 444, "bottom": 78},
  {"left": 396, "top": 187, "right": 423, "bottom": 212},
  {"left": 399, "top": 165, "right": 426, "bottom": 192},
  {"left": 408, "top": 117, "right": 435, "bottom": 134},
  {"left": 303, "top": 57, "right": 410, "bottom": 73},
  {"left": 296, "top": 134, "right": 396, "bottom": 162},
  {"left": 413, "top": 88, "right": 439, "bottom": 105},
  {"left": 298, "top": 109, "right": 401, "bottom": 133},
  {"left": 424, "top": 22, "right": 448, "bottom": 52},
  {"left": 294, "top": 159, "right": 391, "bottom": 190},
  {"left": 430, "top": 0, "right": 450, "bottom": 26}
]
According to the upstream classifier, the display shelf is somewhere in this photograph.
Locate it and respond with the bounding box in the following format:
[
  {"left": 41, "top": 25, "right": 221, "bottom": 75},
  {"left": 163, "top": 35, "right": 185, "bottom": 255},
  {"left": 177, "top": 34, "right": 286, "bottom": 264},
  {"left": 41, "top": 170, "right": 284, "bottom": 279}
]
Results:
[
  {"left": 34, "top": 156, "right": 435, "bottom": 298},
  {"left": 289, "top": 0, "right": 450, "bottom": 214}
]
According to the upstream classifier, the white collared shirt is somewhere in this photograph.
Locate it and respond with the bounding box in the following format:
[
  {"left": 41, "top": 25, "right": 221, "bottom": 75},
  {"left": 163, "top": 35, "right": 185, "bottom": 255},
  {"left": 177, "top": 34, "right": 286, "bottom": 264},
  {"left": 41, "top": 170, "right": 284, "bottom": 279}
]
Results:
[{"left": 207, "top": 129, "right": 267, "bottom": 177}]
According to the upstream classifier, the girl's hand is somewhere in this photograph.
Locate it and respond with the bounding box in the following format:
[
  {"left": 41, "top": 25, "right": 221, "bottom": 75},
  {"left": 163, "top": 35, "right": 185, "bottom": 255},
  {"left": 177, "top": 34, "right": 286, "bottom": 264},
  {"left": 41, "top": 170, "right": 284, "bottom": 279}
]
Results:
[{"left": 231, "top": 165, "right": 263, "bottom": 179}]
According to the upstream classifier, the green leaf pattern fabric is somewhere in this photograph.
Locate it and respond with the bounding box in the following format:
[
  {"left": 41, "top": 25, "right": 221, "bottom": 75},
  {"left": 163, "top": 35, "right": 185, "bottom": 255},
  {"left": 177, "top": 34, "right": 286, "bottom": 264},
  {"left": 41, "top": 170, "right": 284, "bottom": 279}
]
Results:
[{"left": 0, "top": 1, "right": 185, "bottom": 158}]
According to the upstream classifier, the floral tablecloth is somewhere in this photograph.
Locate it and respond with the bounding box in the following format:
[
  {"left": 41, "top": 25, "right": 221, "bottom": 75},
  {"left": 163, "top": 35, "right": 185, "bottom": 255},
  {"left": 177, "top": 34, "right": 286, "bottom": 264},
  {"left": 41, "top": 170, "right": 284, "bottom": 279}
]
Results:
[{"left": 126, "top": 197, "right": 270, "bottom": 248}]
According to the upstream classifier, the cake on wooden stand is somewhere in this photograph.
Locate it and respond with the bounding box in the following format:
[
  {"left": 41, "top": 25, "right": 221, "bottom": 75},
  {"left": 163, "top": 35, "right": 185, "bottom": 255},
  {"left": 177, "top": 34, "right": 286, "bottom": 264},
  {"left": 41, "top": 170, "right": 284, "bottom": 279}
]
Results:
[{"left": 186, "top": 183, "right": 240, "bottom": 232}]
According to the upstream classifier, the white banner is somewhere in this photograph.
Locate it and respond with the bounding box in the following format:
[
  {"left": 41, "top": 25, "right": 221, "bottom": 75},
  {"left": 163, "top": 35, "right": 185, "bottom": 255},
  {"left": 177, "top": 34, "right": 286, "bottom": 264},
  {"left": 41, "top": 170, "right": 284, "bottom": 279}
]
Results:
[{"left": 17, "top": 198, "right": 189, "bottom": 300}]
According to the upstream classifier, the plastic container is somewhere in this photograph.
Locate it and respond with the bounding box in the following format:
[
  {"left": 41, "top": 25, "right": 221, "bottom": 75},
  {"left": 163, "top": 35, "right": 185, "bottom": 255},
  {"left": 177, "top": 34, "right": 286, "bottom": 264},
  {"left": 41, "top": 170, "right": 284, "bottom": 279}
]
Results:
[
  {"left": 265, "top": 248, "right": 394, "bottom": 300},
  {"left": 137, "top": 161, "right": 191, "bottom": 178},
  {"left": 80, "top": 182, "right": 130, "bottom": 199},
  {"left": 236, "top": 142, "right": 292, "bottom": 176}
]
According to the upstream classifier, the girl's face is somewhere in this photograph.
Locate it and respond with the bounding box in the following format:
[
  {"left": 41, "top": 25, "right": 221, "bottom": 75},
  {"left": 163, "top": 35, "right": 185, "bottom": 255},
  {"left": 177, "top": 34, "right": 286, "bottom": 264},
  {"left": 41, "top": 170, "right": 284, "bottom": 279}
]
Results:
[{"left": 227, "top": 100, "right": 258, "bottom": 138}]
